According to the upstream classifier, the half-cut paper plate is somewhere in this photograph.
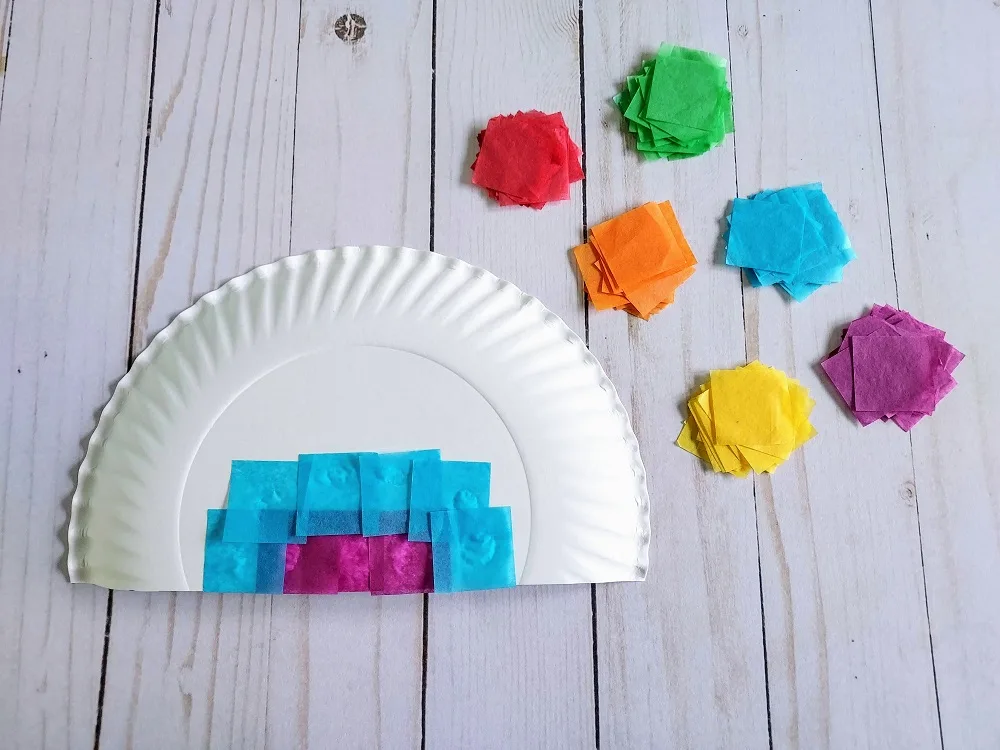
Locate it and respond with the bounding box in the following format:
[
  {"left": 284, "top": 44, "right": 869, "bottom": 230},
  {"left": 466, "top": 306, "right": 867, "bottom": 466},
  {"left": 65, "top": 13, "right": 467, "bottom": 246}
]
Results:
[{"left": 69, "top": 247, "right": 649, "bottom": 590}]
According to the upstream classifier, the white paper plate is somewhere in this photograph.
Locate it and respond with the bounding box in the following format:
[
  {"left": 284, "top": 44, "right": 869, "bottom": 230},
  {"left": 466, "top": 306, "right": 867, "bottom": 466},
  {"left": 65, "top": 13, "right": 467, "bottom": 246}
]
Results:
[{"left": 68, "top": 247, "right": 649, "bottom": 590}]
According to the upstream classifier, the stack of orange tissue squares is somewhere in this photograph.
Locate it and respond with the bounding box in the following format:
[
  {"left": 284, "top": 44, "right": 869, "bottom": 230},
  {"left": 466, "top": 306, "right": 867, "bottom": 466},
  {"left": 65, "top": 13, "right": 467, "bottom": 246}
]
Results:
[{"left": 573, "top": 201, "right": 697, "bottom": 320}]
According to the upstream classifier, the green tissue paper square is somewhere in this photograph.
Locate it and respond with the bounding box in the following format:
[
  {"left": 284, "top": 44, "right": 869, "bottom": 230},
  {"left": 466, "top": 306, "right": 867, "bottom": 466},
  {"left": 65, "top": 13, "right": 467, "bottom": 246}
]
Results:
[{"left": 615, "top": 43, "right": 734, "bottom": 161}]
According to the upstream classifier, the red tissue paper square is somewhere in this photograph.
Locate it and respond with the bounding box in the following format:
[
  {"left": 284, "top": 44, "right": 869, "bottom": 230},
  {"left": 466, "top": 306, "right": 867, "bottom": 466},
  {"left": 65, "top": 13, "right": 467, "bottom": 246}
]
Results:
[{"left": 471, "top": 110, "right": 584, "bottom": 209}]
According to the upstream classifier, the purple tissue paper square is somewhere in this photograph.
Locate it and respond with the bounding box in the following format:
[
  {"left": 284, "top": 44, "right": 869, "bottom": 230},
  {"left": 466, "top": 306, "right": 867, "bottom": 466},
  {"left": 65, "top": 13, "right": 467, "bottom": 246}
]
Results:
[
  {"left": 819, "top": 304, "right": 964, "bottom": 431},
  {"left": 836, "top": 317, "right": 898, "bottom": 351},
  {"left": 851, "top": 335, "right": 951, "bottom": 412}
]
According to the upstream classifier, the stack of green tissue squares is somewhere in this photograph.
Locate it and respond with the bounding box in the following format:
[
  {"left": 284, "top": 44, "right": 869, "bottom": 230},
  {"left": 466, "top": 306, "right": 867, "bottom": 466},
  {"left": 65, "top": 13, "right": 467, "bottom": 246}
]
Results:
[{"left": 614, "top": 43, "right": 734, "bottom": 161}]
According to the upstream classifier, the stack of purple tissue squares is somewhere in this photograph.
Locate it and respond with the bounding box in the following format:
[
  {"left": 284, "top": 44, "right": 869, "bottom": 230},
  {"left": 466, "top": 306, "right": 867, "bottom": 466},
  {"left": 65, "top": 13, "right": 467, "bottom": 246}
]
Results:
[{"left": 820, "top": 304, "right": 964, "bottom": 431}]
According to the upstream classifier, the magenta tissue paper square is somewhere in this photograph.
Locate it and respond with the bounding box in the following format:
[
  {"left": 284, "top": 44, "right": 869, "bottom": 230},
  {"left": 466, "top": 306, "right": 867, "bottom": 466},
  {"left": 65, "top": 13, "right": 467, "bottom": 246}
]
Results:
[
  {"left": 368, "top": 534, "right": 433, "bottom": 595},
  {"left": 283, "top": 535, "right": 370, "bottom": 594}
]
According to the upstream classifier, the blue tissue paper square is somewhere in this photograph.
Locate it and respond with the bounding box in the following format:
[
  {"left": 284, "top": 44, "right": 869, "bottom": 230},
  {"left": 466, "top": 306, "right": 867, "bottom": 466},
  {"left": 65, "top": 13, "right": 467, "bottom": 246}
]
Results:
[
  {"left": 203, "top": 509, "right": 259, "bottom": 593},
  {"left": 254, "top": 543, "right": 288, "bottom": 594},
  {"left": 725, "top": 184, "right": 853, "bottom": 302},
  {"left": 203, "top": 510, "right": 289, "bottom": 593},
  {"left": 430, "top": 506, "right": 516, "bottom": 593},
  {"left": 296, "top": 453, "right": 367, "bottom": 536},
  {"left": 725, "top": 198, "right": 806, "bottom": 273},
  {"left": 801, "top": 188, "right": 855, "bottom": 263},
  {"left": 408, "top": 459, "right": 491, "bottom": 542},
  {"left": 361, "top": 450, "right": 440, "bottom": 537},
  {"left": 227, "top": 460, "right": 298, "bottom": 510},
  {"left": 221, "top": 508, "right": 305, "bottom": 543}
]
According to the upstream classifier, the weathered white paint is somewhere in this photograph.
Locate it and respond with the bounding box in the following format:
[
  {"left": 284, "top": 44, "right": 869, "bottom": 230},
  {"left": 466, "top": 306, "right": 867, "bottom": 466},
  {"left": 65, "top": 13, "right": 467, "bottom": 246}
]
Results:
[
  {"left": 100, "top": 2, "right": 299, "bottom": 747},
  {"left": 583, "top": 2, "right": 769, "bottom": 748},
  {"left": 3, "top": 0, "right": 998, "bottom": 746},
  {"left": 727, "top": 0, "right": 942, "bottom": 747},
  {"left": 873, "top": 1, "right": 1000, "bottom": 747},
  {"left": 0, "top": 1, "right": 154, "bottom": 746},
  {"left": 425, "top": 2, "right": 596, "bottom": 748}
]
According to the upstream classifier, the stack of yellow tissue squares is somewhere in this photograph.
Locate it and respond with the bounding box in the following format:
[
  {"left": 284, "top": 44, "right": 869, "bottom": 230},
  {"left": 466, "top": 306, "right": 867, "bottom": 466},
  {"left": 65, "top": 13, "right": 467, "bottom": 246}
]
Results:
[{"left": 676, "top": 361, "right": 817, "bottom": 476}]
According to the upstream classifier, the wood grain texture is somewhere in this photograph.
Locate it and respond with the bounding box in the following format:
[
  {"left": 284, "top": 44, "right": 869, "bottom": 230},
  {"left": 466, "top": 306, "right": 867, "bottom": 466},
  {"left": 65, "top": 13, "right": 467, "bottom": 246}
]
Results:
[
  {"left": 426, "top": 1, "right": 596, "bottom": 747},
  {"left": 728, "top": 0, "right": 941, "bottom": 746},
  {"left": 128, "top": 0, "right": 297, "bottom": 352},
  {"left": 5, "top": 1, "right": 1000, "bottom": 746},
  {"left": 0, "top": 0, "right": 154, "bottom": 747},
  {"left": 266, "top": 2, "right": 432, "bottom": 748},
  {"left": 291, "top": 0, "right": 431, "bottom": 253},
  {"left": 100, "top": 1, "right": 299, "bottom": 747},
  {"left": 871, "top": 1, "right": 1000, "bottom": 746},
  {"left": 583, "top": 3, "right": 769, "bottom": 748}
]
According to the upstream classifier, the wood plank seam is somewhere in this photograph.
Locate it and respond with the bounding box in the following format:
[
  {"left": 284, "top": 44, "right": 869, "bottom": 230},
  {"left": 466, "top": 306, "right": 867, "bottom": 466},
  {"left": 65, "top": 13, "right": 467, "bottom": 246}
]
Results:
[
  {"left": 91, "top": 2, "right": 164, "bottom": 747},
  {"left": 421, "top": 3, "right": 438, "bottom": 747},
  {"left": 0, "top": 0, "right": 13, "bottom": 114},
  {"left": 722, "top": 2, "right": 775, "bottom": 746},
  {"left": 865, "top": 0, "right": 945, "bottom": 744},
  {"left": 284, "top": 0, "right": 305, "bottom": 267},
  {"left": 575, "top": 3, "right": 602, "bottom": 748}
]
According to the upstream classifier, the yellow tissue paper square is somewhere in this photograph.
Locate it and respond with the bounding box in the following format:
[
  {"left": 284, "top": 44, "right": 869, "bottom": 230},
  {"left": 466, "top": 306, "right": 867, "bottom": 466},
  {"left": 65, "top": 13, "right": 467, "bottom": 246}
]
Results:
[
  {"left": 675, "top": 361, "right": 816, "bottom": 477},
  {"left": 709, "top": 362, "right": 795, "bottom": 447}
]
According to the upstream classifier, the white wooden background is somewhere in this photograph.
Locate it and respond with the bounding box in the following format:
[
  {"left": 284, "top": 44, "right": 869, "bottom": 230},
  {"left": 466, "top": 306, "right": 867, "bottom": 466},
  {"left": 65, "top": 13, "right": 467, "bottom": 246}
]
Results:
[{"left": 1, "top": 0, "right": 997, "bottom": 747}]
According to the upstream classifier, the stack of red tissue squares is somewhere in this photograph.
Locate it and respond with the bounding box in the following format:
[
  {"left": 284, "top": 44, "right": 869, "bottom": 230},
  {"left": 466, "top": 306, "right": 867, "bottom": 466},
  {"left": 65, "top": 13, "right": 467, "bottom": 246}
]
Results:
[{"left": 471, "top": 110, "right": 584, "bottom": 209}]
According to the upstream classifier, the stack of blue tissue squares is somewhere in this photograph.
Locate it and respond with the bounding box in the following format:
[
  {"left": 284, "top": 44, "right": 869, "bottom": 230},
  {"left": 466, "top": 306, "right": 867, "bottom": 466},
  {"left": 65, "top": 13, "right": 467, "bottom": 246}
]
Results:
[{"left": 725, "top": 183, "right": 854, "bottom": 301}]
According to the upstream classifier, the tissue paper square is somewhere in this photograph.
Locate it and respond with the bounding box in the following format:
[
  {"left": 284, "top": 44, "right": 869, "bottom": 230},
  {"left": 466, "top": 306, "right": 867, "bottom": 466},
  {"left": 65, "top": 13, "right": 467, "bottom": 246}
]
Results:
[
  {"left": 471, "top": 110, "right": 583, "bottom": 208},
  {"left": 221, "top": 508, "right": 304, "bottom": 544},
  {"left": 725, "top": 184, "right": 854, "bottom": 301},
  {"left": 368, "top": 535, "right": 434, "bottom": 595},
  {"left": 361, "top": 450, "right": 441, "bottom": 536},
  {"left": 254, "top": 543, "right": 288, "bottom": 594},
  {"left": 430, "top": 507, "right": 516, "bottom": 593},
  {"left": 227, "top": 460, "right": 298, "bottom": 510},
  {"left": 614, "top": 43, "right": 733, "bottom": 160},
  {"left": 203, "top": 509, "right": 261, "bottom": 593},
  {"left": 296, "top": 453, "right": 366, "bottom": 536},
  {"left": 283, "top": 535, "right": 371, "bottom": 594},
  {"left": 675, "top": 361, "right": 816, "bottom": 476},
  {"left": 408, "top": 459, "right": 491, "bottom": 542},
  {"left": 573, "top": 201, "right": 697, "bottom": 319}
]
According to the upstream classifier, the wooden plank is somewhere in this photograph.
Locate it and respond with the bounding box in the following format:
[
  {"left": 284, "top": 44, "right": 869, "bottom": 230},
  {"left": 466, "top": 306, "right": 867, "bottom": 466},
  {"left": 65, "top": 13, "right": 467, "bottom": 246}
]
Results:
[
  {"left": 290, "top": 0, "right": 431, "bottom": 253},
  {"left": 583, "top": 3, "right": 769, "bottom": 747},
  {"left": 100, "top": 0, "right": 433, "bottom": 747},
  {"left": 727, "top": 0, "right": 941, "bottom": 746},
  {"left": 99, "top": 1, "right": 299, "bottom": 747},
  {"left": 871, "top": 1, "right": 1000, "bottom": 746},
  {"left": 268, "top": 1, "right": 432, "bottom": 748},
  {"left": 425, "top": 2, "right": 595, "bottom": 746},
  {"left": 127, "top": 0, "right": 297, "bottom": 351},
  {"left": 0, "top": 0, "right": 155, "bottom": 746}
]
